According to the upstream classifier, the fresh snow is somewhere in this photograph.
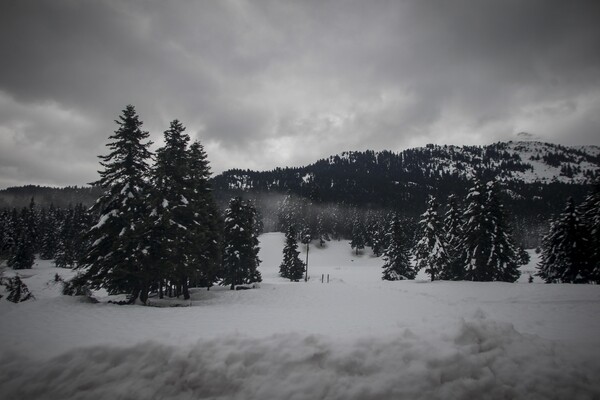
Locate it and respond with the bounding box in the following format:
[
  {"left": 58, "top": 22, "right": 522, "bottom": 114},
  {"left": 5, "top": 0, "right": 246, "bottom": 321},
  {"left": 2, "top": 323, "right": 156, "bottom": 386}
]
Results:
[{"left": 0, "top": 233, "right": 599, "bottom": 399}]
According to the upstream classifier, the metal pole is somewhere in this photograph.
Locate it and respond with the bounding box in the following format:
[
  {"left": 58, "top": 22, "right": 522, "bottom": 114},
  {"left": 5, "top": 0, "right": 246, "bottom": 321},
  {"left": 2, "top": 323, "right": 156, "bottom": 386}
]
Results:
[{"left": 305, "top": 238, "right": 310, "bottom": 282}]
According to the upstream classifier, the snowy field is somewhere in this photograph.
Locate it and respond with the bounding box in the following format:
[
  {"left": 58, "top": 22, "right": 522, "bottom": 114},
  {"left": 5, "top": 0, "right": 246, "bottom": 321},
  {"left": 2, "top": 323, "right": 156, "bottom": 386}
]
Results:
[{"left": 1, "top": 232, "right": 599, "bottom": 399}]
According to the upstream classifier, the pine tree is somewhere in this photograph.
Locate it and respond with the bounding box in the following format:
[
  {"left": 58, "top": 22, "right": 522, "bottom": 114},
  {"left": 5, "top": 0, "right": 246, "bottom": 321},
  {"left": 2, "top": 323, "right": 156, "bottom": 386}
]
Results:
[
  {"left": 538, "top": 198, "right": 591, "bottom": 283},
  {"left": 279, "top": 225, "right": 305, "bottom": 281},
  {"left": 461, "top": 180, "right": 521, "bottom": 282},
  {"left": 75, "top": 105, "right": 153, "bottom": 303},
  {"left": 187, "top": 140, "right": 222, "bottom": 290},
  {"left": 5, "top": 276, "right": 34, "bottom": 303},
  {"left": 440, "top": 195, "right": 464, "bottom": 280},
  {"left": 414, "top": 196, "right": 447, "bottom": 281},
  {"left": 350, "top": 214, "right": 365, "bottom": 255},
  {"left": 461, "top": 179, "right": 491, "bottom": 280},
  {"left": 7, "top": 201, "right": 36, "bottom": 270},
  {"left": 382, "top": 214, "right": 415, "bottom": 280},
  {"left": 72, "top": 203, "right": 93, "bottom": 262},
  {"left": 484, "top": 181, "right": 521, "bottom": 282},
  {"left": 579, "top": 182, "right": 600, "bottom": 283},
  {"left": 39, "top": 204, "right": 59, "bottom": 260},
  {"left": 147, "top": 120, "right": 197, "bottom": 300},
  {"left": 315, "top": 211, "right": 330, "bottom": 247},
  {"left": 222, "top": 197, "right": 262, "bottom": 289},
  {"left": 54, "top": 207, "right": 77, "bottom": 268}
]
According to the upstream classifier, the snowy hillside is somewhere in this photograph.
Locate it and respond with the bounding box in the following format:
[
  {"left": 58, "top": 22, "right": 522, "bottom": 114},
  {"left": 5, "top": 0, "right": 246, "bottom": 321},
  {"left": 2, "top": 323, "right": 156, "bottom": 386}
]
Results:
[
  {"left": 1, "top": 233, "right": 599, "bottom": 399},
  {"left": 215, "top": 141, "right": 600, "bottom": 192}
]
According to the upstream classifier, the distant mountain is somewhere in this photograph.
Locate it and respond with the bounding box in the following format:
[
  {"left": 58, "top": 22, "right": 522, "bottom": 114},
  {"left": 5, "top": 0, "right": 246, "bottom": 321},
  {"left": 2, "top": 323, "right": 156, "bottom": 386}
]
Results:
[
  {"left": 211, "top": 141, "right": 599, "bottom": 246},
  {"left": 213, "top": 141, "right": 598, "bottom": 205}
]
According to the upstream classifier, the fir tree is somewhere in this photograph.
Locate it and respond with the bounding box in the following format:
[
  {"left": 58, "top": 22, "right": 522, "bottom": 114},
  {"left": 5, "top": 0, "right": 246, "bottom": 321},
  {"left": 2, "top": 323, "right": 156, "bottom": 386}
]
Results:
[
  {"left": 187, "top": 140, "right": 223, "bottom": 290},
  {"left": 484, "top": 181, "right": 521, "bottom": 282},
  {"left": 382, "top": 214, "right": 415, "bottom": 280},
  {"left": 279, "top": 225, "right": 305, "bottom": 281},
  {"left": 315, "top": 211, "right": 330, "bottom": 247},
  {"left": 350, "top": 214, "right": 365, "bottom": 255},
  {"left": 75, "top": 105, "right": 153, "bottom": 303},
  {"left": 7, "top": 202, "right": 36, "bottom": 270},
  {"left": 414, "top": 196, "right": 447, "bottom": 281},
  {"left": 538, "top": 197, "right": 592, "bottom": 283},
  {"left": 54, "top": 207, "right": 77, "bottom": 268},
  {"left": 147, "top": 120, "right": 197, "bottom": 300},
  {"left": 440, "top": 195, "right": 464, "bottom": 280},
  {"left": 39, "top": 204, "right": 59, "bottom": 260},
  {"left": 461, "top": 179, "right": 491, "bottom": 280},
  {"left": 222, "top": 197, "right": 262, "bottom": 289},
  {"left": 4, "top": 276, "right": 34, "bottom": 303},
  {"left": 578, "top": 182, "right": 600, "bottom": 282},
  {"left": 461, "top": 180, "right": 520, "bottom": 282}
]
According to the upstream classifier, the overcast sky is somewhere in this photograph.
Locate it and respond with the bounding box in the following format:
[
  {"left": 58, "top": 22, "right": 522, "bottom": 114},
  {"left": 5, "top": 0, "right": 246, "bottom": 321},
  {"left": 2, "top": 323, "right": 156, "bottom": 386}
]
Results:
[{"left": 1, "top": 0, "right": 599, "bottom": 188}]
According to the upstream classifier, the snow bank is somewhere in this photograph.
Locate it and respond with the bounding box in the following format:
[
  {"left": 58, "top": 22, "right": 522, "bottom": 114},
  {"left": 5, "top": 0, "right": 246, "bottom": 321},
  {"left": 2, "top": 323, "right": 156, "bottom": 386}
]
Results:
[{"left": 1, "top": 316, "right": 598, "bottom": 400}]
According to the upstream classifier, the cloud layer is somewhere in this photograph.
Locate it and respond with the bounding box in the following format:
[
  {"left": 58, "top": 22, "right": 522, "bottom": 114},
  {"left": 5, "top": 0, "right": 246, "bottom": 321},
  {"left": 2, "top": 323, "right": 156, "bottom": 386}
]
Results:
[{"left": 1, "top": 0, "right": 599, "bottom": 188}]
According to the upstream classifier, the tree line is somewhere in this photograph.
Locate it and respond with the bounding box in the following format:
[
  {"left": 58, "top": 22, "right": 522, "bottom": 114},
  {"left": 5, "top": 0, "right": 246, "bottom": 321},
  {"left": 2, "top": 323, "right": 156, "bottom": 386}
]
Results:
[{"left": 1, "top": 105, "right": 262, "bottom": 304}]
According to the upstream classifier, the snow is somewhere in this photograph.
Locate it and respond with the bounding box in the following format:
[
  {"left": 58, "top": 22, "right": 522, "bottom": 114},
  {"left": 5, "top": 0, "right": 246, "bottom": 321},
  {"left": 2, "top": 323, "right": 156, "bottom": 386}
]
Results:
[
  {"left": 90, "top": 209, "right": 117, "bottom": 230},
  {"left": 1, "top": 234, "right": 599, "bottom": 399}
]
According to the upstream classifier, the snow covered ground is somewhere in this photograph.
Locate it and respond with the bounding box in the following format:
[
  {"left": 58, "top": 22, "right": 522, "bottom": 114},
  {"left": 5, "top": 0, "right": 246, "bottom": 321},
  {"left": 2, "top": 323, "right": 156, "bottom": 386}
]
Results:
[{"left": 1, "top": 233, "right": 599, "bottom": 399}]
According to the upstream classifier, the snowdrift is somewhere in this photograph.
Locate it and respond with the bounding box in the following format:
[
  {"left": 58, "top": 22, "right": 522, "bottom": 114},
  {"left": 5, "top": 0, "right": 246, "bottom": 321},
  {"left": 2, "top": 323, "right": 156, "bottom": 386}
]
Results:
[{"left": 1, "top": 316, "right": 598, "bottom": 400}]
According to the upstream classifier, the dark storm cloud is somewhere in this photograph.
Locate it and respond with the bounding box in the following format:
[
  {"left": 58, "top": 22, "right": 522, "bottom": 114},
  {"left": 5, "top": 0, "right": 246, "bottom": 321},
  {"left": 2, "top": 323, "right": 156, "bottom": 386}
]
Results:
[{"left": 1, "top": 0, "right": 599, "bottom": 188}]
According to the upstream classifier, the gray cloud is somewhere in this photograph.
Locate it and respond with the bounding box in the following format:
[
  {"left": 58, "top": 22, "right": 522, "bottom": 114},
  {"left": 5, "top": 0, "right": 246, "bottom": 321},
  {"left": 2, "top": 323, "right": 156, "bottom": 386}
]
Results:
[{"left": 1, "top": 0, "right": 599, "bottom": 188}]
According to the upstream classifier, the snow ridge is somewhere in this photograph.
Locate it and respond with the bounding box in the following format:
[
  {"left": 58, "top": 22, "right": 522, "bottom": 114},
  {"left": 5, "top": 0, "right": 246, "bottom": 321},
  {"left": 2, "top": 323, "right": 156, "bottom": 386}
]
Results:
[{"left": 1, "top": 317, "right": 598, "bottom": 400}]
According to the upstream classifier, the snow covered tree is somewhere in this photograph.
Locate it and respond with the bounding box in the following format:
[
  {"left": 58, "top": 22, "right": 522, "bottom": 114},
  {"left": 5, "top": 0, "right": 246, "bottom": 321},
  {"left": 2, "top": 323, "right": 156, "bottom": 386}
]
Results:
[
  {"left": 350, "top": 214, "right": 365, "bottom": 255},
  {"left": 578, "top": 182, "right": 600, "bottom": 282},
  {"left": 4, "top": 276, "right": 34, "bottom": 303},
  {"left": 315, "top": 211, "right": 330, "bottom": 247},
  {"left": 222, "top": 197, "right": 262, "bottom": 289},
  {"left": 538, "top": 197, "right": 592, "bottom": 283},
  {"left": 484, "top": 181, "right": 521, "bottom": 282},
  {"left": 440, "top": 195, "right": 464, "bottom": 280},
  {"left": 461, "top": 179, "right": 490, "bottom": 280},
  {"left": 146, "top": 120, "right": 197, "bottom": 300},
  {"left": 7, "top": 201, "right": 37, "bottom": 270},
  {"left": 75, "top": 105, "right": 153, "bottom": 303},
  {"left": 460, "top": 179, "right": 520, "bottom": 282},
  {"left": 279, "top": 225, "right": 305, "bottom": 281},
  {"left": 187, "top": 140, "right": 223, "bottom": 290},
  {"left": 382, "top": 214, "right": 415, "bottom": 280},
  {"left": 0, "top": 209, "right": 18, "bottom": 260},
  {"left": 39, "top": 205, "right": 60, "bottom": 260},
  {"left": 54, "top": 207, "right": 77, "bottom": 268},
  {"left": 414, "top": 196, "right": 447, "bottom": 281}
]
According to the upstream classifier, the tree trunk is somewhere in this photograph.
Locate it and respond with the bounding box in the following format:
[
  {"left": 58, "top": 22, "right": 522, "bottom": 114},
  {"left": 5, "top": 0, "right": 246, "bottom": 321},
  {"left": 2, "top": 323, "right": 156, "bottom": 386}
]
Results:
[{"left": 182, "top": 278, "right": 190, "bottom": 300}]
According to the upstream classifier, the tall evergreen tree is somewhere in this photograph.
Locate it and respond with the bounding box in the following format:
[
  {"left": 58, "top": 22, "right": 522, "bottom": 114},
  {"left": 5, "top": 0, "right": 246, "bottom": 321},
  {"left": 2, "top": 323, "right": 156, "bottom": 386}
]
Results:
[
  {"left": 350, "top": 214, "right": 365, "bottom": 255},
  {"left": 222, "top": 197, "right": 262, "bottom": 289},
  {"left": 414, "top": 196, "right": 447, "bottom": 281},
  {"left": 382, "top": 214, "right": 415, "bottom": 280},
  {"left": 39, "top": 204, "right": 60, "bottom": 260},
  {"left": 579, "top": 182, "right": 600, "bottom": 282},
  {"left": 75, "top": 105, "right": 153, "bottom": 303},
  {"left": 54, "top": 206, "right": 77, "bottom": 268},
  {"left": 538, "top": 197, "right": 592, "bottom": 283},
  {"left": 279, "top": 225, "right": 305, "bottom": 281},
  {"left": 7, "top": 201, "right": 36, "bottom": 270},
  {"left": 187, "top": 140, "right": 223, "bottom": 290},
  {"left": 461, "top": 179, "right": 491, "bottom": 280},
  {"left": 147, "top": 120, "right": 196, "bottom": 300},
  {"left": 440, "top": 195, "right": 464, "bottom": 280},
  {"left": 461, "top": 180, "right": 520, "bottom": 282},
  {"left": 484, "top": 181, "right": 521, "bottom": 282}
]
